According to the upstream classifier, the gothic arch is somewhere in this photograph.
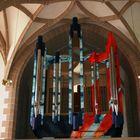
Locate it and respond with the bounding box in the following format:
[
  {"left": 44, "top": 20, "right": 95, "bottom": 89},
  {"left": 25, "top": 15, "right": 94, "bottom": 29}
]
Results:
[{"left": 4, "top": 21, "right": 140, "bottom": 139}]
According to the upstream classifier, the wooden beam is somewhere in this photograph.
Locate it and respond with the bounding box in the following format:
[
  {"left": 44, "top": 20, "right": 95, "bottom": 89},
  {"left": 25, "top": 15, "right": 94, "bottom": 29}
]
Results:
[
  {"left": 21, "top": 0, "right": 75, "bottom": 48},
  {"left": 0, "top": 0, "right": 72, "bottom": 11},
  {"left": 119, "top": 1, "right": 135, "bottom": 16},
  {"left": 34, "top": 17, "right": 54, "bottom": 23},
  {"left": 99, "top": 15, "right": 118, "bottom": 22},
  {"left": 106, "top": 2, "right": 140, "bottom": 49},
  {"left": 0, "top": 0, "right": 13, "bottom": 11},
  {"left": 3, "top": 9, "right": 9, "bottom": 56},
  {"left": 0, "top": 31, "right": 6, "bottom": 48},
  {"left": 76, "top": 1, "right": 118, "bottom": 22},
  {"left": 1, "top": 0, "right": 140, "bottom": 11},
  {"left": 0, "top": 46, "right": 6, "bottom": 64},
  {"left": 0, "top": 31, "right": 6, "bottom": 64},
  {"left": 13, "top": 4, "right": 44, "bottom": 49},
  {"left": 14, "top": 4, "right": 34, "bottom": 19},
  {"left": 76, "top": 0, "right": 98, "bottom": 21}
]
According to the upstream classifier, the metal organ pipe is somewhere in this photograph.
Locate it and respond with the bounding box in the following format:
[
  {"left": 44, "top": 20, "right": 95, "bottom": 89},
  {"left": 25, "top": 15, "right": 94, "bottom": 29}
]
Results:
[
  {"left": 34, "top": 36, "right": 45, "bottom": 117},
  {"left": 109, "top": 47, "right": 118, "bottom": 114},
  {"left": 93, "top": 62, "right": 98, "bottom": 115}
]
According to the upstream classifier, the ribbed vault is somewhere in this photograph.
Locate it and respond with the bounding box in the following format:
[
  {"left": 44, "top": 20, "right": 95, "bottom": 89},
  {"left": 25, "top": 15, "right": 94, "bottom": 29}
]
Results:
[
  {"left": 1, "top": 1, "right": 140, "bottom": 139},
  {"left": 0, "top": 0, "right": 140, "bottom": 75}
]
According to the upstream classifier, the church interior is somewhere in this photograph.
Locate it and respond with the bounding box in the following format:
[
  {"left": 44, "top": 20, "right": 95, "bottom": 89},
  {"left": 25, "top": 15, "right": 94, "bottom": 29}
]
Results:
[{"left": 0, "top": 0, "right": 140, "bottom": 139}]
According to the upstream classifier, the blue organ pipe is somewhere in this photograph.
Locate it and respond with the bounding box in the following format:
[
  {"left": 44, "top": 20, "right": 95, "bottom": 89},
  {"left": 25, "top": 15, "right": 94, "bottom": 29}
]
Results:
[
  {"left": 52, "top": 56, "right": 56, "bottom": 122},
  {"left": 80, "top": 35, "right": 84, "bottom": 124},
  {"left": 30, "top": 49, "right": 37, "bottom": 128},
  {"left": 58, "top": 56, "right": 61, "bottom": 122},
  {"left": 34, "top": 36, "right": 45, "bottom": 117},
  {"left": 68, "top": 35, "right": 73, "bottom": 124}
]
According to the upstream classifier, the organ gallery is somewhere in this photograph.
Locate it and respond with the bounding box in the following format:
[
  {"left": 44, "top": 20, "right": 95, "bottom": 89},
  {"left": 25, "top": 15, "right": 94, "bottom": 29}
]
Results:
[
  {"left": 1, "top": 1, "right": 140, "bottom": 139},
  {"left": 30, "top": 18, "right": 123, "bottom": 138}
]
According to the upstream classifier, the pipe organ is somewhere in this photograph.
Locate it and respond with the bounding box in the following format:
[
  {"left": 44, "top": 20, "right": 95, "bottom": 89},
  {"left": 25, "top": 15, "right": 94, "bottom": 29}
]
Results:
[{"left": 30, "top": 17, "right": 123, "bottom": 138}]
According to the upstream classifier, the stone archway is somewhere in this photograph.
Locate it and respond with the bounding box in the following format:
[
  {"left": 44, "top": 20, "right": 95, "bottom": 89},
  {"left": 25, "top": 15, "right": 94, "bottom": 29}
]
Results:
[
  {"left": 119, "top": 47, "right": 140, "bottom": 136},
  {"left": 3, "top": 22, "right": 140, "bottom": 139},
  {"left": 15, "top": 57, "right": 35, "bottom": 139}
]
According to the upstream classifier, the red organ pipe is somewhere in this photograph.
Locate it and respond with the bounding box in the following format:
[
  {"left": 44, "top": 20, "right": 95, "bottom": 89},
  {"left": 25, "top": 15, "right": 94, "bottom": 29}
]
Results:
[
  {"left": 88, "top": 31, "right": 123, "bottom": 115},
  {"left": 71, "top": 32, "right": 123, "bottom": 138}
]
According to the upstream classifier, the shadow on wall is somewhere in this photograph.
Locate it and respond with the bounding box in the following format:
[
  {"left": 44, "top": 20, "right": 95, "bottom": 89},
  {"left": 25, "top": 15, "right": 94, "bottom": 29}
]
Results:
[{"left": 15, "top": 58, "right": 36, "bottom": 139}]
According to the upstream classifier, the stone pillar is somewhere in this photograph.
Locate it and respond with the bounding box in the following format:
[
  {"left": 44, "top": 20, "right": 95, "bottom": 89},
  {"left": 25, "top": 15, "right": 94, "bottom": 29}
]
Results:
[{"left": 1, "top": 83, "right": 17, "bottom": 139}]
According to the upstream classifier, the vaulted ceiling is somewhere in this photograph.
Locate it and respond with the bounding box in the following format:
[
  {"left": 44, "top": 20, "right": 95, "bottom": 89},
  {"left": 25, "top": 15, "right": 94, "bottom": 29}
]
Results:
[{"left": 0, "top": 0, "right": 140, "bottom": 66}]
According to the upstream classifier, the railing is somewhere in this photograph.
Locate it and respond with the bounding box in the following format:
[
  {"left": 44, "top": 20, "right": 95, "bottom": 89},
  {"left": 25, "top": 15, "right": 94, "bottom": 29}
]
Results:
[{"left": 78, "top": 130, "right": 105, "bottom": 138}]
